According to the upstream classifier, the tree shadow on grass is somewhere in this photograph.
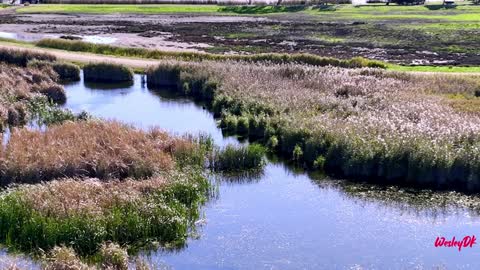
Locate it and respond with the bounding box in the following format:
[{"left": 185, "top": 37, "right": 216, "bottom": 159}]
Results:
[
  {"left": 424, "top": 4, "right": 457, "bottom": 10},
  {"left": 219, "top": 5, "right": 308, "bottom": 14},
  {"left": 311, "top": 4, "right": 337, "bottom": 11}
]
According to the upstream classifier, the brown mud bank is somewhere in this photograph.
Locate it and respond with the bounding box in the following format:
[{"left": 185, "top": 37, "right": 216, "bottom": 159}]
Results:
[{"left": 0, "top": 12, "right": 479, "bottom": 65}]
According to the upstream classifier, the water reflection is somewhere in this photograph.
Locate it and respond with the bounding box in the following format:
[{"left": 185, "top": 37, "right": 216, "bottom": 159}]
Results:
[
  {"left": 62, "top": 72, "right": 239, "bottom": 146},
  {"left": 0, "top": 31, "right": 116, "bottom": 44}
]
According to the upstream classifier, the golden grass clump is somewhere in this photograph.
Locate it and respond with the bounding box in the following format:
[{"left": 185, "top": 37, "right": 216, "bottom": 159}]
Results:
[
  {"left": 19, "top": 177, "right": 168, "bottom": 218},
  {"left": 0, "top": 120, "right": 182, "bottom": 183},
  {"left": 44, "top": 246, "right": 92, "bottom": 270}
]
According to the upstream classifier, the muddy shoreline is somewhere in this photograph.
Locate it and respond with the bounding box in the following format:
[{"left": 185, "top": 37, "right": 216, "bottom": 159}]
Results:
[{"left": 0, "top": 12, "right": 479, "bottom": 65}]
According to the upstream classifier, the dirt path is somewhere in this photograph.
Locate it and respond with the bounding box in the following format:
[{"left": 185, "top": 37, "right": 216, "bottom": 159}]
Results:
[{"left": 0, "top": 43, "right": 161, "bottom": 69}]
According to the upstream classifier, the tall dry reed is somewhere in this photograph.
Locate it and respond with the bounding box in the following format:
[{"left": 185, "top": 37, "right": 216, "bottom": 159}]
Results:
[
  {"left": 147, "top": 60, "right": 480, "bottom": 191},
  {"left": 0, "top": 120, "right": 184, "bottom": 184}
]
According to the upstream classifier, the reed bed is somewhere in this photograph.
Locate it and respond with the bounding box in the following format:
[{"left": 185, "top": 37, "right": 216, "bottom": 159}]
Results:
[
  {"left": 42, "top": 244, "right": 152, "bottom": 270},
  {"left": 37, "top": 38, "right": 386, "bottom": 69},
  {"left": 0, "top": 48, "right": 56, "bottom": 67},
  {"left": 0, "top": 120, "right": 210, "bottom": 261},
  {"left": 209, "top": 144, "right": 266, "bottom": 172},
  {"left": 147, "top": 61, "right": 480, "bottom": 192},
  {"left": 0, "top": 120, "right": 196, "bottom": 184},
  {"left": 83, "top": 62, "right": 134, "bottom": 83},
  {"left": 0, "top": 175, "right": 209, "bottom": 256},
  {"left": 28, "top": 60, "right": 81, "bottom": 82},
  {"left": 0, "top": 64, "right": 68, "bottom": 129}
]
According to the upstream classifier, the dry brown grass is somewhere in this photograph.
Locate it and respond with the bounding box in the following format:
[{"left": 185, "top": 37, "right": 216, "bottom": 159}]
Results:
[
  {"left": 19, "top": 177, "right": 168, "bottom": 218},
  {"left": 0, "top": 120, "right": 188, "bottom": 184},
  {"left": 148, "top": 60, "right": 480, "bottom": 191},
  {"left": 0, "top": 63, "right": 65, "bottom": 127}
]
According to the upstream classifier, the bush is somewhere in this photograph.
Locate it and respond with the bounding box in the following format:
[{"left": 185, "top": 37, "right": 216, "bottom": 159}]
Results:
[{"left": 83, "top": 62, "right": 133, "bottom": 83}]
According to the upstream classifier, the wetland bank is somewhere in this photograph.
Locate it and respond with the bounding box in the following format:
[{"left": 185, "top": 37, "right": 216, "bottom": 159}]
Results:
[
  {"left": 0, "top": 2, "right": 480, "bottom": 269},
  {"left": 0, "top": 58, "right": 480, "bottom": 268}
]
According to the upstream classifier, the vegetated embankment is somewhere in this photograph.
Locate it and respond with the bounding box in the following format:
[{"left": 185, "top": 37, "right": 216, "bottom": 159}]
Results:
[
  {"left": 146, "top": 60, "right": 480, "bottom": 192},
  {"left": 0, "top": 47, "right": 211, "bottom": 267},
  {"left": 36, "top": 38, "right": 386, "bottom": 69},
  {"left": 0, "top": 120, "right": 210, "bottom": 259}
]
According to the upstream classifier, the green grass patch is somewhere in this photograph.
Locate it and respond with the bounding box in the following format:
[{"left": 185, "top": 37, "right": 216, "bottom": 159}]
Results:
[
  {"left": 306, "top": 3, "right": 480, "bottom": 22},
  {"left": 400, "top": 22, "right": 480, "bottom": 30},
  {"left": 442, "top": 93, "right": 480, "bottom": 113},
  {"left": 310, "top": 34, "right": 346, "bottom": 43},
  {"left": 218, "top": 5, "right": 307, "bottom": 14},
  {"left": 387, "top": 64, "right": 480, "bottom": 73},
  {"left": 17, "top": 4, "right": 223, "bottom": 14},
  {"left": 225, "top": 32, "right": 258, "bottom": 39},
  {"left": 209, "top": 144, "right": 266, "bottom": 172}
]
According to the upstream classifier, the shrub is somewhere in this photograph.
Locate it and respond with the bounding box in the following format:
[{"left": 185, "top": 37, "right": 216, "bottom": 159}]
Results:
[
  {"left": 52, "top": 62, "right": 81, "bottom": 81},
  {"left": 267, "top": 135, "right": 279, "bottom": 149},
  {"left": 83, "top": 62, "right": 133, "bottom": 83},
  {"left": 28, "top": 96, "right": 79, "bottom": 125},
  {"left": 7, "top": 104, "right": 28, "bottom": 126}
]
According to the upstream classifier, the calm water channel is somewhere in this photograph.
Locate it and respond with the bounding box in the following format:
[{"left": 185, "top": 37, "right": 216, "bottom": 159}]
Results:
[{"left": 1, "top": 72, "right": 479, "bottom": 269}]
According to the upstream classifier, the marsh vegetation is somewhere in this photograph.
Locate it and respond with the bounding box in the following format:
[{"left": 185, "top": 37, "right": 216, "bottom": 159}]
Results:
[
  {"left": 147, "top": 60, "right": 480, "bottom": 192},
  {"left": 83, "top": 62, "right": 134, "bottom": 83}
]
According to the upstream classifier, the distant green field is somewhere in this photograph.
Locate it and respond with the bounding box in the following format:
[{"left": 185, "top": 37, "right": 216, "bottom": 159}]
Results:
[
  {"left": 388, "top": 64, "right": 480, "bottom": 73},
  {"left": 17, "top": 3, "right": 480, "bottom": 21},
  {"left": 306, "top": 3, "right": 480, "bottom": 21},
  {"left": 17, "top": 4, "right": 223, "bottom": 14}
]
